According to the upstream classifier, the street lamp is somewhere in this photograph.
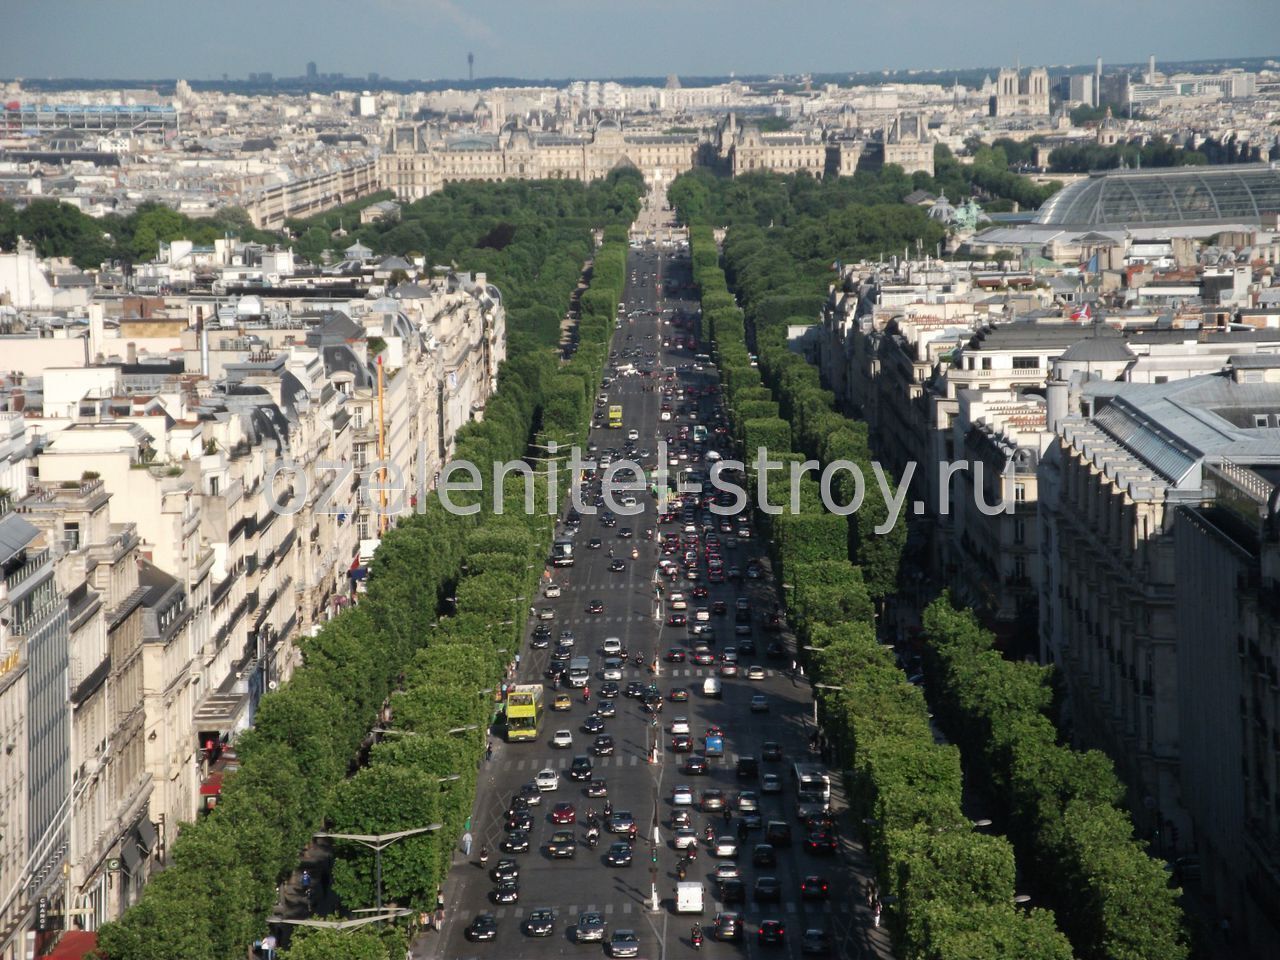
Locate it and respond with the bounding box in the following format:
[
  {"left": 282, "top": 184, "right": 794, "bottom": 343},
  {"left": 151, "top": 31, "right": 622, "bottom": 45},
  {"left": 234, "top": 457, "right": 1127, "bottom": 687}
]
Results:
[
  {"left": 315, "top": 824, "right": 443, "bottom": 910},
  {"left": 437, "top": 774, "right": 462, "bottom": 784}
]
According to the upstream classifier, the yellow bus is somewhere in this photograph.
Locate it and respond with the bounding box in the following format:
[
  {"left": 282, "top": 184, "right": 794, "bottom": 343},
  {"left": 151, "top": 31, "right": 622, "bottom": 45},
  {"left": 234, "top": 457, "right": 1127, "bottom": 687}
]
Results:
[
  {"left": 505, "top": 684, "right": 544, "bottom": 742},
  {"left": 608, "top": 405, "right": 623, "bottom": 429}
]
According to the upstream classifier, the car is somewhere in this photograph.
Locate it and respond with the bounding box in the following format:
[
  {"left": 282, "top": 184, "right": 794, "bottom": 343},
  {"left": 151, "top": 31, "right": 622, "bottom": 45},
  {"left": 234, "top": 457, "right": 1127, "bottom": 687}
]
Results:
[
  {"left": 608, "top": 559, "right": 627, "bottom": 573},
  {"left": 664, "top": 647, "right": 687, "bottom": 662},
  {"left": 602, "top": 637, "right": 624, "bottom": 656},
  {"left": 735, "top": 791, "right": 759, "bottom": 813},
  {"left": 713, "top": 912, "right": 743, "bottom": 942},
  {"left": 718, "top": 878, "right": 746, "bottom": 905},
  {"left": 700, "top": 788, "right": 724, "bottom": 810},
  {"left": 692, "top": 648, "right": 715, "bottom": 665},
  {"left": 592, "top": 734, "right": 615, "bottom": 756},
  {"left": 551, "top": 729, "right": 573, "bottom": 749},
  {"left": 505, "top": 810, "right": 533, "bottom": 831},
  {"left": 524, "top": 907, "right": 555, "bottom": 937},
  {"left": 625, "top": 680, "right": 645, "bottom": 698},
  {"left": 712, "top": 600, "right": 727, "bottom": 615},
  {"left": 747, "top": 665, "right": 766, "bottom": 680},
  {"left": 754, "top": 876, "right": 782, "bottom": 902},
  {"left": 674, "top": 827, "right": 699, "bottom": 850},
  {"left": 586, "top": 600, "right": 605, "bottom": 614},
  {"left": 669, "top": 686, "right": 690, "bottom": 702},
  {"left": 551, "top": 802, "right": 577, "bottom": 824},
  {"left": 628, "top": 429, "right": 640, "bottom": 441},
  {"left": 546, "top": 830, "right": 577, "bottom": 858},
  {"left": 491, "top": 878, "right": 520, "bottom": 903},
  {"left": 491, "top": 858, "right": 520, "bottom": 882},
  {"left": 465, "top": 913, "right": 498, "bottom": 942},
  {"left": 618, "top": 528, "right": 634, "bottom": 540},
  {"left": 752, "top": 843, "right": 777, "bottom": 867},
  {"left": 801, "top": 928, "right": 832, "bottom": 956},
  {"left": 805, "top": 831, "right": 838, "bottom": 855},
  {"left": 684, "top": 755, "right": 708, "bottom": 776},
  {"left": 600, "top": 681, "right": 620, "bottom": 698},
  {"left": 671, "top": 733, "right": 693, "bottom": 752},
  {"left": 670, "top": 716, "right": 691, "bottom": 735},
  {"left": 736, "top": 637, "right": 757, "bottom": 655},
  {"left": 762, "top": 740, "right": 783, "bottom": 761},
  {"left": 558, "top": 630, "right": 576, "bottom": 647},
  {"left": 544, "top": 582, "right": 562, "bottom": 599},
  {"left": 606, "top": 841, "right": 633, "bottom": 866},
  {"left": 750, "top": 694, "right": 769, "bottom": 713},
  {"left": 601, "top": 658, "right": 624, "bottom": 681},
  {"left": 608, "top": 929, "right": 640, "bottom": 958},
  {"left": 582, "top": 715, "right": 606, "bottom": 734},
  {"left": 766, "top": 821, "right": 792, "bottom": 847},
  {"left": 537, "top": 607, "right": 555, "bottom": 621},
  {"left": 534, "top": 768, "right": 560, "bottom": 792},
  {"left": 518, "top": 781, "right": 543, "bottom": 806},
  {"left": 569, "top": 755, "right": 593, "bottom": 781},
  {"left": 720, "top": 662, "right": 738, "bottom": 677},
  {"left": 761, "top": 773, "right": 783, "bottom": 794},
  {"left": 501, "top": 830, "right": 530, "bottom": 853},
  {"left": 669, "top": 593, "right": 687, "bottom": 610},
  {"left": 758, "top": 919, "right": 786, "bottom": 946},
  {"left": 532, "top": 623, "right": 552, "bottom": 640},
  {"left": 594, "top": 699, "right": 616, "bottom": 717},
  {"left": 666, "top": 612, "right": 688, "bottom": 627},
  {"left": 671, "top": 784, "right": 694, "bottom": 806},
  {"left": 576, "top": 911, "right": 607, "bottom": 943},
  {"left": 714, "top": 861, "right": 741, "bottom": 881},
  {"left": 766, "top": 640, "right": 786, "bottom": 660},
  {"left": 801, "top": 875, "right": 829, "bottom": 900},
  {"left": 746, "top": 563, "right": 762, "bottom": 579},
  {"left": 714, "top": 836, "right": 739, "bottom": 858},
  {"left": 734, "top": 623, "right": 752, "bottom": 636},
  {"left": 588, "top": 537, "right": 603, "bottom": 549},
  {"left": 552, "top": 694, "right": 572, "bottom": 712},
  {"left": 608, "top": 809, "right": 636, "bottom": 834},
  {"left": 586, "top": 778, "right": 609, "bottom": 797}
]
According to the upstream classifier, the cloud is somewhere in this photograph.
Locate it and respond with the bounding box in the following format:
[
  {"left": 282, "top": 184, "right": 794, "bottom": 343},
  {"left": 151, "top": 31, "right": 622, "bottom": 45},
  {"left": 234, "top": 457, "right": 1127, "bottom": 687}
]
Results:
[{"left": 373, "top": 0, "right": 495, "bottom": 44}]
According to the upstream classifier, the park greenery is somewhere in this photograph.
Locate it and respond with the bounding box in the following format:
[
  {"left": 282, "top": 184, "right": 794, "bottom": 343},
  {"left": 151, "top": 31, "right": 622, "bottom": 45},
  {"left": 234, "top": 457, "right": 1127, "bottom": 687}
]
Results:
[
  {"left": 684, "top": 222, "right": 1074, "bottom": 960},
  {"left": 94, "top": 170, "right": 642, "bottom": 960}
]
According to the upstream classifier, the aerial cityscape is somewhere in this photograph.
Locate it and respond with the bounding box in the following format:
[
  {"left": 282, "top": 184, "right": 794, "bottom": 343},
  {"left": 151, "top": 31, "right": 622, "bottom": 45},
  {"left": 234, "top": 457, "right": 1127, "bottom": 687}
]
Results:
[{"left": 0, "top": 4, "right": 1278, "bottom": 959}]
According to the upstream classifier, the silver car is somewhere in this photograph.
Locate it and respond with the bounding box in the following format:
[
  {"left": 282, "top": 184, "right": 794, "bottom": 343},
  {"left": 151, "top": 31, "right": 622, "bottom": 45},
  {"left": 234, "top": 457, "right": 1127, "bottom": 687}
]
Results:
[{"left": 577, "top": 910, "right": 607, "bottom": 942}]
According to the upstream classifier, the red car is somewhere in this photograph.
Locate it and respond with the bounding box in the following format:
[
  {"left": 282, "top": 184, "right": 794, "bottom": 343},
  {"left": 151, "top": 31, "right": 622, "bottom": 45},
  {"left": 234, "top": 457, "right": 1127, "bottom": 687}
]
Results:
[
  {"left": 691, "top": 585, "right": 709, "bottom": 598},
  {"left": 805, "top": 832, "right": 837, "bottom": 855},
  {"left": 586, "top": 600, "right": 605, "bottom": 614},
  {"left": 665, "top": 648, "right": 687, "bottom": 662},
  {"left": 551, "top": 802, "right": 577, "bottom": 824}
]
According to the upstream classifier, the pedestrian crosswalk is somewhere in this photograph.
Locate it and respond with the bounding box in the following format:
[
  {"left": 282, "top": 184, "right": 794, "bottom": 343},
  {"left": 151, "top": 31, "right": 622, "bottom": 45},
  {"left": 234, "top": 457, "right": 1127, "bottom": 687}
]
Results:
[
  {"left": 484, "top": 900, "right": 832, "bottom": 920},
  {"left": 501, "top": 755, "right": 643, "bottom": 772}
]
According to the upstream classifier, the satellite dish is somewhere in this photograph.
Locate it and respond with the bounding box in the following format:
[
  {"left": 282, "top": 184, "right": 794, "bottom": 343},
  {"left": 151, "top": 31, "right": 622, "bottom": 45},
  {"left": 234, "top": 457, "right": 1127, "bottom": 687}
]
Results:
[{"left": 268, "top": 680, "right": 278, "bottom": 690}]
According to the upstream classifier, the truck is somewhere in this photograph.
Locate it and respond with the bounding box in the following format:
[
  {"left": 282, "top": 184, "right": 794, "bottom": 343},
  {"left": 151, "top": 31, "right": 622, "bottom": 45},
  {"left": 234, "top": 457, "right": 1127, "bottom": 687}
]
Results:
[
  {"left": 551, "top": 538, "right": 575, "bottom": 567},
  {"left": 505, "top": 685, "right": 543, "bottom": 743},
  {"left": 703, "top": 734, "right": 724, "bottom": 758},
  {"left": 608, "top": 404, "right": 623, "bottom": 429},
  {"left": 675, "top": 881, "right": 704, "bottom": 915}
]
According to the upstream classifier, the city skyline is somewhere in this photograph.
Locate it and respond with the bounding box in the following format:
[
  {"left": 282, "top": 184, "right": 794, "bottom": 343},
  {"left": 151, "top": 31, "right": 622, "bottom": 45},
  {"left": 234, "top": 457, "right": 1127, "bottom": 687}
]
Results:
[{"left": 0, "top": 0, "right": 1274, "bottom": 82}]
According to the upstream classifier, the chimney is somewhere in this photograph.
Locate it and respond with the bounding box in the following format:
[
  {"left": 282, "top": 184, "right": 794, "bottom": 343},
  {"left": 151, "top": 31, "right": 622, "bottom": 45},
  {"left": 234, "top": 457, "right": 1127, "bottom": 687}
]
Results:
[
  {"left": 126, "top": 342, "right": 137, "bottom": 365},
  {"left": 11, "top": 389, "right": 24, "bottom": 412}
]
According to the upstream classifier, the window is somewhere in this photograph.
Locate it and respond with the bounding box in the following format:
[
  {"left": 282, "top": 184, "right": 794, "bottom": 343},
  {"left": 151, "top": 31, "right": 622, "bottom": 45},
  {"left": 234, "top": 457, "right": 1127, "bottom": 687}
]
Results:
[
  {"left": 981, "top": 357, "right": 992, "bottom": 370},
  {"left": 64, "top": 522, "right": 80, "bottom": 551},
  {"left": 1015, "top": 483, "right": 1026, "bottom": 502},
  {"left": 1013, "top": 555, "right": 1026, "bottom": 580},
  {"left": 353, "top": 407, "right": 365, "bottom": 429},
  {"left": 1255, "top": 414, "right": 1270, "bottom": 428},
  {"left": 357, "top": 514, "right": 370, "bottom": 539},
  {"left": 1154, "top": 376, "right": 1169, "bottom": 384},
  {"left": 1014, "top": 520, "right": 1026, "bottom": 545},
  {"left": 208, "top": 476, "right": 219, "bottom": 497},
  {"left": 1012, "top": 356, "right": 1039, "bottom": 370}
]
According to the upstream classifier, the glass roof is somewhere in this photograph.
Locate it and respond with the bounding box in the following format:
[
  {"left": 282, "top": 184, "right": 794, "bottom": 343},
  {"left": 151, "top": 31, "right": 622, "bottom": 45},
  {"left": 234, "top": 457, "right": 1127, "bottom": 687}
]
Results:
[{"left": 1035, "top": 163, "right": 1280, "bottom": 227}]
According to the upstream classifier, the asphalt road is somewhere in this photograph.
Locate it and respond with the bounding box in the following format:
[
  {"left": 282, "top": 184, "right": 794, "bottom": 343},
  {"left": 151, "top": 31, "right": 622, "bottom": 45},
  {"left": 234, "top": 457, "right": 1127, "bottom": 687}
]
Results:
[{"left": 422, "top": 200, "right": 875, "bottom": 960}]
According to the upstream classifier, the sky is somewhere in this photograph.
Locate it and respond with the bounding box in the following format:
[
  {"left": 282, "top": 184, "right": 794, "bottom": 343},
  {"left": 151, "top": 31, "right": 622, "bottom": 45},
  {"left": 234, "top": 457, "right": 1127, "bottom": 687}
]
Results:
[{"left": 1, "top": 0, "right": 1274, "bottom": 82}]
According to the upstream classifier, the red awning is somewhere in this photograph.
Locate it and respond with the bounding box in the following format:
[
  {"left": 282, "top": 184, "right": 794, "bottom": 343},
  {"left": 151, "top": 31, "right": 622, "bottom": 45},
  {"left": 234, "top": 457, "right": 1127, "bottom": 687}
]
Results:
[{"left": 45, "top": 932, "right": 98, "bottom": 960}]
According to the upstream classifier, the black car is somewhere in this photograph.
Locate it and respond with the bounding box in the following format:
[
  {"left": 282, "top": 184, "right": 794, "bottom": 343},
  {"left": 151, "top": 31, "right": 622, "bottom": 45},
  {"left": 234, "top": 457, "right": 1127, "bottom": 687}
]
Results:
[
  {"left": 758, "top": 919, "right": 786, "bottom": 946},
  {"left": 625, "top": 681, "right": 645, "bottom": 698},
  {"left": 505, "top": 810, "right": 534, "bottom": 831},
  {"left": 592, "top": 734, "right": 615, "bottom": 756},
  {"left": 684, "top": 755, "right": 708, "bottom": 775},
  {"left": 765, "top": 821, "right": 792, "bottom": 847},
  {"left": 490, "top": 858, "right": 519, "bottom": 882},
  {"left": 618, "top": 528, "right": 634, "bottom": 539},
  {"left": 588, "top": 537, "right": 603, "bottom": 549},
  {"left": 600, "top": 681, "right": 621, "bottom": 698},
  {"left": 524, "top": 908, "right": 555, "bottom": 937},
  {"left": 736, "top": 756, "right": 759, "bottom": 780},
  {"left": 754, "top": 876, "right": 782, "bottom": 902},
  {"left": 587, "top": 778, "right": 609, "bottom": 797},
  {"left": 713, "top": 912, "right": 743, "bottom": 943},
  {"left": 752, "top": 843, "right": 777, "bottom": 867},
  {"left": 606, "top": 841, "right": 633, "bottom": 866},
  {"left": 569, "top": 755, "right": 593, "bottom": 781},
  {"left": 465, "top": 913, "right": 498, "bottom": 942},
  {"left": 762, "top": 740, "right": 783, "bottom": 761},
  {"left": 501, "top": 830, "right": 530, "bottom": 853},
  {"left": 735, "top": 637, "right": 756, "bottom": 656},
  {"left": 491, "top": 879, "right": 520, "bottom": 904},
  {"left": 546, "top": 830, "right": 577, "bottom": 858},
  {"left": 582, "top": 715, "right": 606, "bottom": 734},
  {"left": 718, "top": 877, "right": 746, "bottom": 904},
  {"left": 801, "top": 928, "right": 832, "bottom": 956}
]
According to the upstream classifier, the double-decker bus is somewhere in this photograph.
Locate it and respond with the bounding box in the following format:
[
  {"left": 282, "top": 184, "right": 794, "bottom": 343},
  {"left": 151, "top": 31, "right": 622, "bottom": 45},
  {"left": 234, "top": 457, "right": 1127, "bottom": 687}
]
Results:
[
  {"left": 505, "top": 684, "right": 544, "bottom": 742},
  {"left": 608, "top": 404, "right": 623, "bottom": 429}
]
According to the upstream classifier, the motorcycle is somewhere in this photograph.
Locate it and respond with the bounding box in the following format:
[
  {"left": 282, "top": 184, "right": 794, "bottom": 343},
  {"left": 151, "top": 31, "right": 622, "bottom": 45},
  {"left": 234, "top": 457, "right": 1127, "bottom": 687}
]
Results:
[
  {"left": 585, "top": 830, "right": 599, "bottom": 848},
  {"left": 631, "top": 548, "right": 639, "bottom": 560},
  {"left": 691, "top": 925, "right": 703, "bottom": 950}
]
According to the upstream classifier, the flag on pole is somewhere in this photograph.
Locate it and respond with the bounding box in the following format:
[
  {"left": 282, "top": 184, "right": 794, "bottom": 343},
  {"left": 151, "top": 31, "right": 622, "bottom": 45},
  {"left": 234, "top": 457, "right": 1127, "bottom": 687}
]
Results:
[{"left": 1070, "top": 303, "right": 1091, "bottom": 322}]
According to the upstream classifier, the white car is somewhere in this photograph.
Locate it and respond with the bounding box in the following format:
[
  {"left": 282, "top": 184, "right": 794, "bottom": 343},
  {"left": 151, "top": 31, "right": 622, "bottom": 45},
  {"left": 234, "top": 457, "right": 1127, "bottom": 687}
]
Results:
[
  {"left": 670, "top": 717, "right": 690, "bottom": 735},
  {"left": 602, "top": 637, "right": 623, "bottom": 656},
  {"left": 735, "top": 791, "right": 759, "bottom": 813},
  {"left": 551, "top": 729, "right": 573, "bottom": 749},
  {"left": 660, "top": 410, "right": 672, "bottom": 421},
  {"left": 674, "top": 828, "right": 699, "bottom": 850},
  {"left": 628, "top": 429, "right": 640, "bottom": 441},
  {"left": 747, "top": 665, "right": 766, "bottom": 681},
  {"left": 694, "top": 607, "right": 710, "bottom": 622},
  {"left": 713, "top": 837, "right": 738, "bottom": 858},
  {"left": 671, "top": 785, "right": 694, "bottom": 806},
  {"left": 620, "top": 495, "right": 638, "bottom": 508},
  {"left": 545, "top": 583, "right": 562, "bottom": 599},
  {"left": 535, "top": 768, "right": 561, "bottom": 792},
  {"left": 669, "top": 593, "right": 687, "bottom": 611},
  {"left": 601, "top": 659, "right": 624, "bottom": 681}
]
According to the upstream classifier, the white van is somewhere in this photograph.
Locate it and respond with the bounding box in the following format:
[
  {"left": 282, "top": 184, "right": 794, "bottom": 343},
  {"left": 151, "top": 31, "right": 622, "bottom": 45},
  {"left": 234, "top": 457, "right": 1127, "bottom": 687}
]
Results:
[
  {"left": 676, "top": 881, "right": 705, "bottom": 915},
  {"left": 602, "top": 637, "right": 623, "bottom": 656},
  {"left": 703, "top": 677, "right": 722, "bottom": 698}
]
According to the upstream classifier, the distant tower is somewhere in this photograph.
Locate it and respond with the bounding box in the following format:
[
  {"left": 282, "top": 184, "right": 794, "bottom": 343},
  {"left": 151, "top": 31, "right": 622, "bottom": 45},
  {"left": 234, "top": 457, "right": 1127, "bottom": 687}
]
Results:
[
  {"left": 1094, "top": 57, "right": 1102, "bottom": 107},
  {"left": 1147, "top": 54, "right": 1156, "bottom": 83},
  {"left": 468, "top": 52, "right": 474, "bottom": 82},
  {"left": 306, "top": 60, "right": 317, "bottom": 81}
]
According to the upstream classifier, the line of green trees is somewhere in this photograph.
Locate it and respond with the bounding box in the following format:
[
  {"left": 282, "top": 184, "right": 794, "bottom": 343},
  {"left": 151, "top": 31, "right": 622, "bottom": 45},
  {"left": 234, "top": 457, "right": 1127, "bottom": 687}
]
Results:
[
  {"left": 920, "top": 597, "right": 1188, "bottom": 960},
  {"left": 94, "top": 173, "right": 642, "bottom": 960},
  {"left": 686, "top": 224, "right": 1074, "bottom": 959}
]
